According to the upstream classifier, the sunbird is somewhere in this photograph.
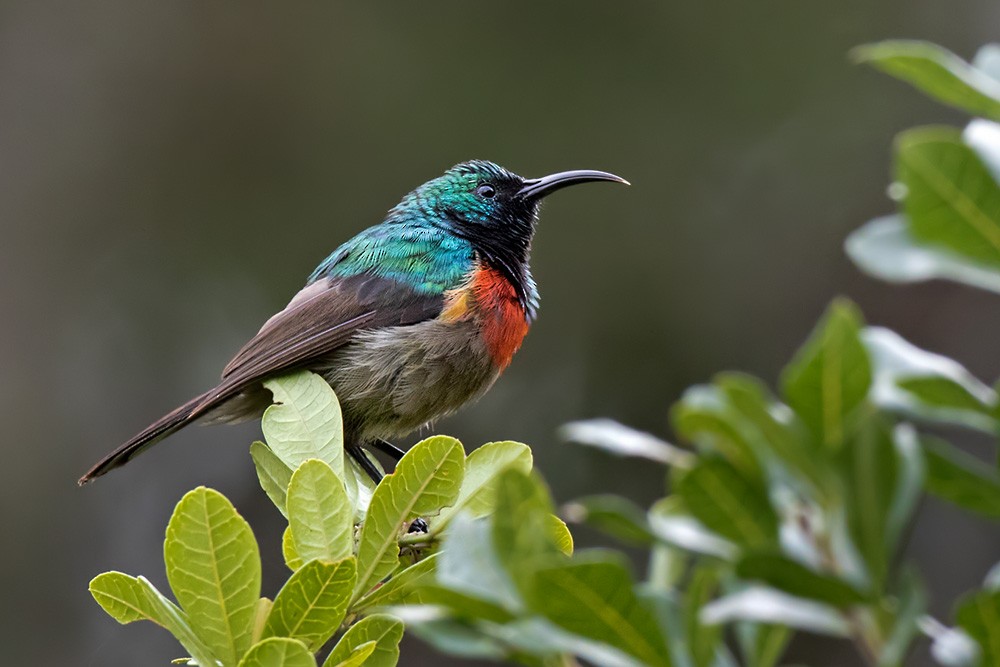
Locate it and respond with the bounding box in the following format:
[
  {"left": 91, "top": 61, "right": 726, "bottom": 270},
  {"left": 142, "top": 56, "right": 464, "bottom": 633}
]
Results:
[{"left": 80, "top": 160, "right": 628, "bottom": 485}]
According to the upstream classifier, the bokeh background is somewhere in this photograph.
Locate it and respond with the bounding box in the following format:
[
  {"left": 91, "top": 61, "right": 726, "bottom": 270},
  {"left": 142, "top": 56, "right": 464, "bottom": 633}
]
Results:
[{"left": 3, "top": 1, "right": 1000, "bottom": 664}]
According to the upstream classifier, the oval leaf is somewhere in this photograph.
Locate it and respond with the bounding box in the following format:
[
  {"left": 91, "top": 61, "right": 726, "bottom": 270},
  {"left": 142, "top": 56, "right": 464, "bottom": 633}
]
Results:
[
  {"left": 354, "top": 436, "right": 464, "bottom": 597},
  {"left": 250, "top": 441, "right": 293, "bottom": 517},
  {"left": 677, "top": 459, "right": 778, "bottom": 549},
  {"left": 922, "top": 435, "right": 1000, "bottom": 517},
  {"left": 735, "top": 554, "right": 868, "bottom": 608},
  {"left": 164, "top": 487, "right": 262, "bottom": 666},
  {"left": 264, "top": 558, "right": 357, "bottom": 651},
  {"left": 263, "top": 371, "right": 345, "bottom": 474},
  {"left": 323, "top": 614, "right": 404, "bottom": 667},
  {"left": 853, "top": 40, "right": 1000, "bottom": 120},
  {"left": 288, "top": 460, "right": 353, "bottom": 563},
  {"left": 238, "top": 637, "right": 316, "bottom": 667},
  {"left": 434, "top": 440, "right": 533, "bottom": 531},
  {"left": 781, "top": 299, "right": 871, "bottom": 450}
]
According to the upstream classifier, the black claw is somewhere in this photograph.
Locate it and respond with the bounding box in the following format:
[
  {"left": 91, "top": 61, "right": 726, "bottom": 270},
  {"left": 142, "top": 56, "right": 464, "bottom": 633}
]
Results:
[{"left": 407, "top": 518, "right": 429, "bottom": 534}]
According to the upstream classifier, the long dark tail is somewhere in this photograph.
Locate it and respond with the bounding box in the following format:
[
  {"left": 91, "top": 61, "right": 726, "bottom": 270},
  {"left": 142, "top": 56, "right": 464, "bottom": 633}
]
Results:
[{"left": 79, "top": 389, "right": 216, "bottom": 485}]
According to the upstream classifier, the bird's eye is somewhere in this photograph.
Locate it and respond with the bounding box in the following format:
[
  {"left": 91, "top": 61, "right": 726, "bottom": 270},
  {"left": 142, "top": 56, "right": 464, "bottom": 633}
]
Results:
[{"left": 476, "top": 184, "right": 497, "bottom": 199}]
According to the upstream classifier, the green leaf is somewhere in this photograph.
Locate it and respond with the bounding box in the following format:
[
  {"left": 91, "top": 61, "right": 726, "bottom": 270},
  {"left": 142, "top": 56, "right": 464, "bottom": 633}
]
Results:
[
  {"left": 263, "top": 371, "right": 345, "bottom": 475},
  {"left": 263, "top": 558, "right": 357, "bottom": 651},
  {"left": 250, "top": 441, "right": 293, "bottom": 517},
  {"left": 677, "top": 459, "right": 778, "bottom": 549},
  {"left": 560, "top": 419, "right": 694, "bottom": 467},
  {"left": 547, "top": 514, "right": 574, "bottom": 556},
  {"left": 922, "top": 435, "right": 1000, "bottom": 517},
  {"left": 847, "top": 215, "right": 1000, "bottom": 293},
  {"left": 323, "top": 614, "right": 404, "bottom": 667},
  {"left": 562, "top": 495, "right": 655, "bottom": 546},
  {"left": 853, "top": 40, "right": 1000, "bottom": 119},
  {"left": 137, "top": 576, "right": 219, "bottom": 667},
  {"left": 684, "top": 566, "right": 722, "bottom": 667},
  {"left": 670, "top": 384, "right": 764, "bottom": 481},
  {"left": 90, "top": 571, "right": 159, "bottom": 625},
  {"left": 353, "top": 554, "right": 439, "bottom": 611},
  {"left": 956, "top": 590, "right": 1000, "bottom": 665},
  {"left": 438, "top": 511, "right": 522, "bottom": 611},
  {"left": 647, "top": 496, "right": 738, "bottom": 560},
  {"left": 863, "top": 327, "right": 997, "bottom": 432},
  {"left": 781, "top": 299, "right": 871, "bottom": 450},
  {"left": 897, "top": 126, "right": 1000, "bottom": 267},
  {"left": 527, "top": 554, "right": 671, "bottom": 666},
  {"left": 492, "top": 469, "right": 563, "bottom": 586},
  {"left": 433, "top": 440, "right": 532, "bottom": 531},
  {"left": 164, "top": 487, "right": 261, "bottom": 666},
  {"left": 878, "top": 567, "right": 927, "bottom": 667},
  {"left": 735, "top": 554, "right": 868, "bottom": 607},
  {"left": 283, "top": 526, "right": 304, "bottom": 571},
  {"left": 326, "top": 641, "right": 376, "bottom": 667},
  {"left": 238, "top": 637, "right": 317, "bottom": 667},
  {"left": 287, "top": 460, "right": 353, "bottom": 564},
  {"left": 250, "top": 597, "right": 271, "bottom": 645},
  {"left": 354, "top": 436, "right": 464, "bottom": 598},
  {"left": 735, "top": 622, "right": 791, "bottom": 667},
  {"left": 701, "top": 587, "right": 850, "bottom": 636}
]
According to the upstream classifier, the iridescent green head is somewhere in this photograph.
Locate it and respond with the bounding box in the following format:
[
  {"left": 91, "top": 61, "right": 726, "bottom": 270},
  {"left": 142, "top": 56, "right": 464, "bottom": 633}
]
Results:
[{"left": 388, "top": 159, "right": 628, "bottom": 266}]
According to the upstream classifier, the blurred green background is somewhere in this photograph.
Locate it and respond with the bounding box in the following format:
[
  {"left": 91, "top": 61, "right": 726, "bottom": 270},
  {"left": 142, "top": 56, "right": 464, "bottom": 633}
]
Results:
[{"left": 3, "top": 1, "right": 1000, "bottom": 664}]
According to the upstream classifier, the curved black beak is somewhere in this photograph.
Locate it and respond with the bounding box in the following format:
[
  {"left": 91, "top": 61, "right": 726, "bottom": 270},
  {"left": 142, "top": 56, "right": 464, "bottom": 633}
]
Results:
[{"left": 517, "top": 169, "right": 629, "bottom": 201}]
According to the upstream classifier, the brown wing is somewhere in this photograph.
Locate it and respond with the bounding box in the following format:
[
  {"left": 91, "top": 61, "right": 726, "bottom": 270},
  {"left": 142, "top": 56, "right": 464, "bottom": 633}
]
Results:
[{"left": 191, "top": 272, "right": 444, "bottom": 417}]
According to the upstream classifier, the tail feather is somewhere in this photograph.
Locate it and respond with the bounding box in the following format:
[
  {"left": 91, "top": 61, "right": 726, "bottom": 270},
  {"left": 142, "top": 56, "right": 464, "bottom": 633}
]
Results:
[{"left": 79, "top": 389, "right": 215, "bottom": 485}]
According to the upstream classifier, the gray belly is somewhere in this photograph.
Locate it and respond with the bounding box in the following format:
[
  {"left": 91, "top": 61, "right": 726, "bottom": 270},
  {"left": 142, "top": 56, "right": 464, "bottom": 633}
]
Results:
[{"left": 316, "top": 319, "right": 499, "bottom": 442}]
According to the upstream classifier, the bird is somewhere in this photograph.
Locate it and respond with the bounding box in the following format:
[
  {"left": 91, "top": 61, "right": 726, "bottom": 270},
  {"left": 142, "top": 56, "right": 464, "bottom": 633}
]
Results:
[{"left": 79, "top": 160, "right": 628, "bottom": 485}]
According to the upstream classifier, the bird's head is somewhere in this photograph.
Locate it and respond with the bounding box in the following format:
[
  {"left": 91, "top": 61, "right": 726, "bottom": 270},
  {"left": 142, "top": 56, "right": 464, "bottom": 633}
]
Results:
[{"left": 388, "top": 160, "right": 628, "bottom": 262}]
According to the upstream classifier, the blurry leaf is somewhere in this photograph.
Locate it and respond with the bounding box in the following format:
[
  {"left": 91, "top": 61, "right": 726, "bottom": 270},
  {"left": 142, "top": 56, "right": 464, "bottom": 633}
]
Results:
[
  {"left": 985, "top": 561, "right": 1000, "bottom": 591},
  {"left": 354, "top": 436, "right": 464, "bottom": 598},
  {"left": 263, "top": 371, "right": 345, "bottom": 477},
  {"left": 287, "top": 460, "right": 353, "bottom": 564},
  {"left": 781, "top": 299, "right": 871, "bottom": 450},
  {"left": 648, "top": 497, "right": 738, "bottom": 560},
  {"left": 922, "top": 435, "right": 1000, "bottom": 517},
  {"left": 283, "top": 526, "right": 304, "bottom": 571},
  {"left": 956, "top": 590, "right": 1000, "bottom": 665},
  {"left": 677, "top": 458, "right": 778, "bottom": 549},
  {"left": 897, "top": 126, "right": 1000, "bottom": 267},
  {"left": 701, "top": 587, "right": 850, "bottom": 636},
  {"left": 974, "top": 44, "right": 1000, "bottom": 83},
  {"left": 563, "top": 495, "right": 655, "bottom": 546},
  {"left": 326, "top": 641, "right": 376, "bottom": 667},
  {"left": 928, "top": 626, "right": 981, "bottom": 667},
  {"left": 718, "top": 374, "right": 830, "bottom": 495},
  {"left": 492, "top": 470, "right": 563, "bottom": 584},
  {"left": 853, "top": 40, "right": 1000, "bottom": 119},
  {"left": 561, "top": 419, "right": 694, "bottom": 467},
  {"left": 438, "top": 512, "right": 522, "bottom": 611},
  {"left": 238, "top": 637, "right": 316, "bottom": 667},
  {"left": 735, "top": 554, "right": 868, "bottom": 607},
  {"left": 434, "top": 440, "right": 532, "bottom": 531},
  {"left": 843, "top": 416, "right": 900, "bottom": 590},
  {"left": 353, "top": 554, "right": 439, "bottom": 611},
  {"left": 137, "top": 576, "right": 219, "bottom": 667},
  {"left": 405, "top": 619, "right": 511, "bottom": 662},
  {"left": 685, "top": 566, "right": 723, "bottom": 667},
  {"left": 322, "top": 614, "right": 404, "bottom": 667},
  {"left": 885, "top": 424, "right": 926, "bottom": 559},
  {"left": 671, "top": 384, "right": 764, "bottom": 481},
  {"left": 877, "top": 567, "right": 926, "bottom": 667},
  {"left": 735, "top": 622, "right": 791, "bottom": 667},
  {"left": 263, "top": 558, "right": 356, "bottom": 651},
  {"left": 250, "top": 441, "right": 293, "bottom": 517},
  {"left": 487, "top": 616, "right": 647, "bottom": 667},
  {"left": 965, "top": 119, "right": 1000, "bottom": 187},
  {"left": 164, "top": 487, "right": 261, "bottom": 666},
  {"left": 863, "top": 327, "right": 997, "bottom": 432},
  {"left": 527, "top": 554, "right": 671, "bottom": 666},
  {"left": 846, "top": 215, "right": 1000, "bottom": 293},
  {"left": 250, "top": 597, "right": 271, "bottom": 645},
  {"left": 547, "top": 515, "right": 574, "bottom": 556}
]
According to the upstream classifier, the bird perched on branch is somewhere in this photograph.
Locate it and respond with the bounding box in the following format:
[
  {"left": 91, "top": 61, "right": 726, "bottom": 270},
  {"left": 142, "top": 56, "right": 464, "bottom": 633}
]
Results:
[{"left": 80, "top": 160, "right": 628, "bottom": 485}]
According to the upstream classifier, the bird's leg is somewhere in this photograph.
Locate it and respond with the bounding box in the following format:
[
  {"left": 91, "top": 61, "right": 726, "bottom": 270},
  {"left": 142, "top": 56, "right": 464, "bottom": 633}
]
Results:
[
  {"left": 371, "top": 438, "right": 406, "bottom": 462},
  {"left": 346, "top": 444, "right": 383, "bottom": 484}
]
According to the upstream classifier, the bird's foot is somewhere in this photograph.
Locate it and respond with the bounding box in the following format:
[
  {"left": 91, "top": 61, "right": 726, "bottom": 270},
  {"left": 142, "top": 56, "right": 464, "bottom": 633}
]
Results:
[
  {"left": 346, "top": 444, "right": 384, "bottom": 484},
  {"left": 372, "top": 438, "right": 406, "bottom": 462}
]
